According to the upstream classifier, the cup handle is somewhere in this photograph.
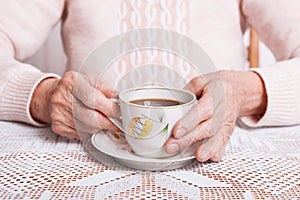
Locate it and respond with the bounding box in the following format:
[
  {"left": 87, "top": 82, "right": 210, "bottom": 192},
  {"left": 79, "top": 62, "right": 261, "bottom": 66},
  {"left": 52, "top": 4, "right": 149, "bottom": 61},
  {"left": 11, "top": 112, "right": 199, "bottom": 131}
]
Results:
[{"left": 108, "top": 98, "right": 125, "bottom": 133}]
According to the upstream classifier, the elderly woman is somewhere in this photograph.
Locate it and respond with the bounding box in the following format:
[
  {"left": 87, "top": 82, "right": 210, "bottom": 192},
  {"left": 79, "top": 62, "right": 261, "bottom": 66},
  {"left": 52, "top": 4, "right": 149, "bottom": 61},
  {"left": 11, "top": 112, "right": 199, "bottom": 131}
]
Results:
[{"left": 0, "top": 0, "right": 299, "bottom": 162}]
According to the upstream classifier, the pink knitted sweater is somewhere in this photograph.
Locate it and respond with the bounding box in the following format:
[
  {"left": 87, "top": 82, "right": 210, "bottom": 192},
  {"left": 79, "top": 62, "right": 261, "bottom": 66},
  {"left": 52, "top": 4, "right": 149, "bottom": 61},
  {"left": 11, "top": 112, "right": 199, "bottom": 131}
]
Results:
[{"left": 0, "top": 0, "right": 300, "bottom": 127}]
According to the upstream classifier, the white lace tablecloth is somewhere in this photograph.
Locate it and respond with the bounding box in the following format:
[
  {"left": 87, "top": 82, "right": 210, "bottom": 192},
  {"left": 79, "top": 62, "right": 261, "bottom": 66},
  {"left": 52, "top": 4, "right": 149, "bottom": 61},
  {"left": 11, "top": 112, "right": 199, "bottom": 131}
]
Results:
[{"left": 0, "top": 121, "right": 299, "bottom": 199}]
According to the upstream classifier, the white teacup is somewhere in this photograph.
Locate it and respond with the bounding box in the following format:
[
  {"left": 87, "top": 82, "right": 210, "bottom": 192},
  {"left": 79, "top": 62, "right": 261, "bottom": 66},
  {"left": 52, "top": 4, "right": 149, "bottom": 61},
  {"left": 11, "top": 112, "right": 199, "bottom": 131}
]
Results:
[{"left": 118, "top": 87, "right": 196, "bottom": 158}]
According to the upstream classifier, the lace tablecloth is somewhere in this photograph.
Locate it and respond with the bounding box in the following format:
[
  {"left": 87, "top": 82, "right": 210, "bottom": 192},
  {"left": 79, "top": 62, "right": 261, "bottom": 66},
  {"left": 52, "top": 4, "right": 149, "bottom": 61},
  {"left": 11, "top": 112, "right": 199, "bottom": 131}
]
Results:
[{"left": 0, "top": 121, "right": 299, "bottom": 199}]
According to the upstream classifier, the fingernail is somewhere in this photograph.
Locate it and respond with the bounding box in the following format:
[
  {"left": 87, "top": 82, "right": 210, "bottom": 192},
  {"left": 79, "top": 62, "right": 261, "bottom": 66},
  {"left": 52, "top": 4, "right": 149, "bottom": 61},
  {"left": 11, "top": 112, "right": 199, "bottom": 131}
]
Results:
[
  {"left": 199, "top": 150, "right": 210, "bottom": 161},
  {"left": 176, "top": 128, "right": 186, "bottom": 138},
  {"left": 166, "top": 143, "right": 179, "bottom": 154}
]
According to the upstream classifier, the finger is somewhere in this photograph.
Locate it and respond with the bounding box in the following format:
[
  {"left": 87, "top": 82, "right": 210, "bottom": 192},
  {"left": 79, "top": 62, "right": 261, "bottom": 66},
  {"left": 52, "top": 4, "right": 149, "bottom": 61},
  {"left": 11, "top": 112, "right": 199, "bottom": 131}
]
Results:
[
  {"left": 51, "top": 122, "right": 80, "bottom": 139},
  {"left": 165, "top": 119, "right": 212, "bottom": 154},
  {"left": 50, "top": 104, "right": 75, "bottom": 129},
  {"left": 73, "top": 100, "right": 119, "bottom": 131},
  {"left": 195, "top": 136, "right": 223, "bottom": 163},
  {"left": 71, "top": 120, "right": 97, "bottom": 140},
  {"left": 73, "top": 74, "right": 120, "bottom": 118},
  {"left": 173, "top": 94, "right": 212, "bottom": 138},
  {"left": 73, "top": 118, "right": 101, "bottom": 134},
  {"left": 82, "top": 73, "right": 119, "bottom": 98},
  {"left": 51, "top": 93, "right": 119, "bottom": 132},
  {"left": 210, "top": 146, "right": 226, "bottom": 162},
  {"left": 195, "top": 123, "right": 233, "bottom": 162}
]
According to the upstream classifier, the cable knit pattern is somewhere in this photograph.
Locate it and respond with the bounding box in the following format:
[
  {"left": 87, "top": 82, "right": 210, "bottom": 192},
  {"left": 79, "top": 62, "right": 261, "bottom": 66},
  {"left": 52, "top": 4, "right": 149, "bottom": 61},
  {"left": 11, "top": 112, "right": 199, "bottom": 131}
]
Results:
[
  {"left": 118, "top": 0, "right": 187, "bottom": 32},
  {"left": 113, "top": 0, "right": 193, "bottom": 89}
]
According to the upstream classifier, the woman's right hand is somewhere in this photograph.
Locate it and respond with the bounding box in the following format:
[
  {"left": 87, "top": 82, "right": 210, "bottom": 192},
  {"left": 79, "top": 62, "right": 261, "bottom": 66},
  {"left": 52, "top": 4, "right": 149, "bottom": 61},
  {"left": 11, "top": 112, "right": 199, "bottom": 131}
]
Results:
[{"left": 30, "top": 71, "right": 120, "bottom": 139}]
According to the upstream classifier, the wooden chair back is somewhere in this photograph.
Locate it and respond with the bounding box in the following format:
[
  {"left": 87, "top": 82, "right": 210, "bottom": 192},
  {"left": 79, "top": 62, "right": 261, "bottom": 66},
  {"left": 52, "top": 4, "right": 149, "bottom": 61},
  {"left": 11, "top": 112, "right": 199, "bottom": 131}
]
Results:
[{"left": 248, "top": 27, "right": 259, "bottom": 68}]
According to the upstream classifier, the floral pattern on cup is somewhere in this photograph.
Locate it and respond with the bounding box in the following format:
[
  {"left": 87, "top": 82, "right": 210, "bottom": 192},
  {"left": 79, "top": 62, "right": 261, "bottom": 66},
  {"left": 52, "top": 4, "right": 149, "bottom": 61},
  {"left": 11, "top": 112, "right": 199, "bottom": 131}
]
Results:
[{"left": 128, "top": 114, "right": 169, "bottom": 139}]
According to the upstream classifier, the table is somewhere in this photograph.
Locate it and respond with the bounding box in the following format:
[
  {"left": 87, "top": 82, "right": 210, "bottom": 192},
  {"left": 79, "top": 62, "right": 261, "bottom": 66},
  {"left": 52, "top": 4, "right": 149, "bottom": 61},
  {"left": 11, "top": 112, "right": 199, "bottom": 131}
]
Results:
[{"left": 0, "top": 121, "right": 299, "bottom": 199}]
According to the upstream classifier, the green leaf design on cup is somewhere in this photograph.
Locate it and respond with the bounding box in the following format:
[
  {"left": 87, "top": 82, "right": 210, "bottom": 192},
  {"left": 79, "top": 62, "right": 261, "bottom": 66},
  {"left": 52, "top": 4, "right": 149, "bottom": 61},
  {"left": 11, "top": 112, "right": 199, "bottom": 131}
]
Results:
[
  {"left": 157, "top": 113, "right": 164, "bottom": 123},
  {"left": 159, "top": 124, "right": 169, "bottom": 136}
]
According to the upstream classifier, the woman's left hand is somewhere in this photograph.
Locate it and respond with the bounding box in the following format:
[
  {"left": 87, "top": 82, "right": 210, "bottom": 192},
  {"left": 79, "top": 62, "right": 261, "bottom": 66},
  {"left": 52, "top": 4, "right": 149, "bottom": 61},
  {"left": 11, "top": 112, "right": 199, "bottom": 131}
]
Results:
[{"left": 165, "top": 70, "right": 267, "bottom": 162}]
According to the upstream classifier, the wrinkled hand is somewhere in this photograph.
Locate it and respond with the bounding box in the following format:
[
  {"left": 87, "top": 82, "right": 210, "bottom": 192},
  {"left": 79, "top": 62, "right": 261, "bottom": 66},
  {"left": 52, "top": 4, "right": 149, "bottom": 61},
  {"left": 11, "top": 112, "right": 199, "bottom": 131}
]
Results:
[
  {"left": 30, "top": 71, "right": 120, "bottom": 139},
  {"left": 165, "top": 70, "right": 267, "bottom": 162}
]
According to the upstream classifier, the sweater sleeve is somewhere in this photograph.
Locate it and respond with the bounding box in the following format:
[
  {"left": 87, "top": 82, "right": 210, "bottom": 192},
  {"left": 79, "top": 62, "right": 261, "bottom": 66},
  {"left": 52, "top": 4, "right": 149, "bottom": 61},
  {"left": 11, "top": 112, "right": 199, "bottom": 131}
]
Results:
[
  {"left": 239, "top": 0, "right": 300, "bottom": 127},
  {"left": 0, "top": 0, "right": 64, "bottom": 126}
]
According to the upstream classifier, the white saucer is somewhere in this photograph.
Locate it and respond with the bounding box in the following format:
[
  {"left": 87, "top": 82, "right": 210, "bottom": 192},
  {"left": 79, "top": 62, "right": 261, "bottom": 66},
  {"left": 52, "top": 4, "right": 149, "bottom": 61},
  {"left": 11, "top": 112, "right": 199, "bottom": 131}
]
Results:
[{"left": 91, "top": 131, "right": 196, "bottom": 171}]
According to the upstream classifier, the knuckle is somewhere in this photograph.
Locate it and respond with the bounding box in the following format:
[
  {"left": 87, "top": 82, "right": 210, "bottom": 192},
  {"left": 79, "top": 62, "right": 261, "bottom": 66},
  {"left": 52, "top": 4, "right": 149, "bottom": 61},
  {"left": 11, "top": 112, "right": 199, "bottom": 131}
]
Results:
[
  {"left": 175, "top": 136, "right": 193, "bottom": 150},
  {"left": 185, "top": 134, "right": 196, "bottom": 146},
  {"left": 222, "top": 131, "right": 231, "bottom": 141},
  {"left": 62, "top": 71, "right": 77, "bottom": 84},
  {"left": 197, "top": 123, "right": 212, "bottom": 140},
  {"left": 50, "top": 92, "right": 61, "bottom": 104},
  {"left": 61, "top": 71, "right": 77, "bottom": 90}
]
